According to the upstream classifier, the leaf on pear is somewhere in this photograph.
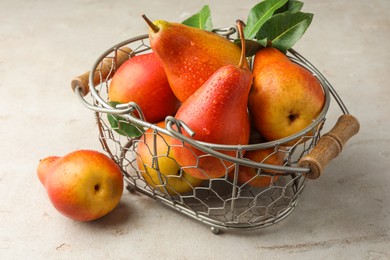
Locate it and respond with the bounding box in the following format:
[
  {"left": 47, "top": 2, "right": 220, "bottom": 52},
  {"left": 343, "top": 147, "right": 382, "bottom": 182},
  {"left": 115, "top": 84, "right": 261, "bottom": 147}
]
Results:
[
  {"left": 234, "top": 39, "right": 265, "bottom": 57},
  {"left": 182, "top": 5, "right": 213, "bottom": 31},
  {"left": 256, "top": 11, "right": 313, "bottom": 53},
  {"left": 107, "top": 102, "right": 144, "bottom": 138},
  {"left": 244, "top": 0, "right": 288, "bottom": 39}
]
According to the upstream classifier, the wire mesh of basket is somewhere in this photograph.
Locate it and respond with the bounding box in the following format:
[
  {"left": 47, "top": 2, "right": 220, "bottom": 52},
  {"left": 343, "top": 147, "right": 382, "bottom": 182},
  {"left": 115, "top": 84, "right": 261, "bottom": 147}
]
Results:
[{"left": 71, "top": 27, "right": 359, "bottom": 233}]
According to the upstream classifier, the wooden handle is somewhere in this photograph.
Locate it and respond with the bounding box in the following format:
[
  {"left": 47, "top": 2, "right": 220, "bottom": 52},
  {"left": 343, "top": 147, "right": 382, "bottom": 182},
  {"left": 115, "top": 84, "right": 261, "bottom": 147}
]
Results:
[
  {"left": 298, "top": 114, "right": 360, "bottom": 179},
  {"left": 71, "top": 46, "right": 133, "bottom": 96}
]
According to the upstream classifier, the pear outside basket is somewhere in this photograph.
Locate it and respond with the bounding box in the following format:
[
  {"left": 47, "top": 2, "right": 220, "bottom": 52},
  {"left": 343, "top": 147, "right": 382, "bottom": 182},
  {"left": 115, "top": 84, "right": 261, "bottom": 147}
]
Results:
[{"left": 71, "top": 27, "right": 359, "bottom": 234}]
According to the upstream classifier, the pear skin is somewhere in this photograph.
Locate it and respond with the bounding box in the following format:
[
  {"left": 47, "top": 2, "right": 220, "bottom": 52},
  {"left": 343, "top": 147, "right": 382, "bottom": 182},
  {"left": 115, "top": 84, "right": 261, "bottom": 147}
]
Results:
[
  {"left": 171, "top": 20, "right": 253, "bottom": 180},
  {"left": 137, "top": 121, "right": 203, "bottom": 195},
  {"left": 38, "top": 150, "right": 123, "bottom": 222},
  {"left": 249, "top": 47, "right": 325, "bottom": 145},
  {"left": 230, "top": 148, "right": 285, "bottom": 187},
  {"left": 171, "top": 64, "right": 252, "bottom": 179},
  {"left": 108, "top": 52, "right": 180, "bottom": 123},
  {"left": 143, "top": 15, "right": 244, "bottom": 102},
  {"left": 37, "top": 156, "right": 60, "bottom": 186}
]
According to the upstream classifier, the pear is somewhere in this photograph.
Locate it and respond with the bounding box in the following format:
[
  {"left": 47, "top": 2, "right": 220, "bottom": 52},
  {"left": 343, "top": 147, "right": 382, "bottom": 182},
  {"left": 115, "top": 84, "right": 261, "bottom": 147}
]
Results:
[
  {"left": 248, "top": 47, "right": 325, "bottom": 145},
  {"left": 37, "top": 150, "right": 123, "bottom": 222},
  {"left": 142, "top": 15, "right": 244, "bottom": 102},
  {"left": 108, "top": 52, "right": 180, "bottom": 123},
  {"left": 136, "top": 121, "right": 203, "bottom": 195},
  {"left": 229, "top": 148, "right": 285, "bottom": 187},
  {"left": 170, "top": 21, "right": 252, "bottom": 180}
]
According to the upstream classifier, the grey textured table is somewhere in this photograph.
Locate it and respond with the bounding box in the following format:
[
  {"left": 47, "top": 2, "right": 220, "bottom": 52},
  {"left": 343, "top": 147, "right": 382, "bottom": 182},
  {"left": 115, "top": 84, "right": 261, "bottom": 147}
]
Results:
[{"left": 1, "top": 0, "right": 389, "bottom": 259}]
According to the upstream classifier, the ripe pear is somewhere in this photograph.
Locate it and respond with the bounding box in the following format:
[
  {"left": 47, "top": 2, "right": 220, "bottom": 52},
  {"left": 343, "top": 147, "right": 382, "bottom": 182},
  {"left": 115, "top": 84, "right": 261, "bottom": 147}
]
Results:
[
  {"left": 142, "top": 15, "right": 244, "bottom": 102},
  {"left": 170, "top": 21, "right": 252, "bottom": 180},
  {"left": 37, "top": 150, "right": 123, "bottom": 222},
  {"left": 248, "top": 47, "right": 325, "bottom": 145},
  {"left": 108, "top": 52, "right": 180, "bottom": 123},
  {"left": 230, "top": 148, "right": 285, "bottom": 187},
  {"left": 137, "top": 121, "right": 203, "bottom": 195}
]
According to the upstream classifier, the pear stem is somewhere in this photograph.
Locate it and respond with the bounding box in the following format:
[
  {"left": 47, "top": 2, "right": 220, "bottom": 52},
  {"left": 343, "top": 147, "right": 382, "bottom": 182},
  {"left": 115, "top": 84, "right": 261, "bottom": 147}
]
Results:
[
  {"left": 142, "top": 14, "right": 159, "bottom": 33},
  {"left": 236, "top": 20, "right": 248, "bottom": 70}
]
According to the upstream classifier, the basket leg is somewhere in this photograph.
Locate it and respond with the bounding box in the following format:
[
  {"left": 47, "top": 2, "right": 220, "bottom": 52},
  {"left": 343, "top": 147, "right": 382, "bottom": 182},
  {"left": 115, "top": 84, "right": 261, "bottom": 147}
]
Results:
[{"left": 210, "top": 226, "right": 221, "bottom": 235}]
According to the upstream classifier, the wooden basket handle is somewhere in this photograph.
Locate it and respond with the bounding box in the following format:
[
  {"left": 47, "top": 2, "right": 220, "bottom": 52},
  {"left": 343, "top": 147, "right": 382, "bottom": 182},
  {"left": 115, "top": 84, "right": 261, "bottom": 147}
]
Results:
[
  {"left": 71, "top": 47, "right": 133, "bottom": 96},
  {"left": 298, "top": 114, "right": 360, "bottom": 179}
]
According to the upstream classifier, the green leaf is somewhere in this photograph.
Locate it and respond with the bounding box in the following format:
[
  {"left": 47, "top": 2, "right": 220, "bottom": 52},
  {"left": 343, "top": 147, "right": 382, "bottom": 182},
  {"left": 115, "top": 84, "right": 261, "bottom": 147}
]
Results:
[
  {"left": 107, "top": 102, "right": 144, "bottom": 138},
  {"left": 182, "top": 5, "right": 213, "bottom": 31},
  {"left": 257, "top": 38, "right": 270, "bottom": 48},
  {"left": 289, "top": 1, "right": 304, "bottom": 13},
  {"left": 275, "top": 0, "right": 304, "bottom": 14},
  {"left": 234, "top": 39, "right": 265, "bottom": 57},
  {"left": 256, "top": 11, "right": 313, "bottom": 52},
  {"left": 244, "top": 0, "right": 288, "bottom": 39},
  {"left": 245, "top": 40, "right": 266, "bottom": 56}
]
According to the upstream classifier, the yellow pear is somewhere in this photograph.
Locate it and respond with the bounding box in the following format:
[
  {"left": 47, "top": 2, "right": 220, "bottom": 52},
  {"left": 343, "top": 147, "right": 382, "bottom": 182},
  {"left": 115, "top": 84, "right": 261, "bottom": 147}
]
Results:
[
  {"left": 137, "top": 121, "right": 203, "bottom": 195},
  {"left": 249, "top": 47, "right": 325, "bottom": 145}
]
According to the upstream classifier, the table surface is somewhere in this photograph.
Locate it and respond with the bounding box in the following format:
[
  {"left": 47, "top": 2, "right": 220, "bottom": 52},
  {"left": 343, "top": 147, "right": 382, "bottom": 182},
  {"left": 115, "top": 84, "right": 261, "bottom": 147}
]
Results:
[{"left": 1, "top": 0, "right": 389, "bottom": 259}]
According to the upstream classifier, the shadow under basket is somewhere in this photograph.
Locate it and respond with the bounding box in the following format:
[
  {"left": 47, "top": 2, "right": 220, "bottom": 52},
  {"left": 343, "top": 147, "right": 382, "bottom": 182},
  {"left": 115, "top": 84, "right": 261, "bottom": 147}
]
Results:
[{"left": 71, "top": 27, "right": 359, "bottom": 234}]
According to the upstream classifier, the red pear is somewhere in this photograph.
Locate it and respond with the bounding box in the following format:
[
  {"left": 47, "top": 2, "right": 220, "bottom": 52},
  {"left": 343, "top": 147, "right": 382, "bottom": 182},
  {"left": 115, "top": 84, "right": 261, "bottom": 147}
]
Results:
[
  {"left": 37, "top": 150, "right": 123, "bottom": 222},
  {"left": 142, "top": 15, "right": 244, "bottom": 102},
  {"left": 108, "top": 52, "right": 180, "bottom": 123},
  {"left": 171, "top": 21, "right": 252, "bottom": 180}
]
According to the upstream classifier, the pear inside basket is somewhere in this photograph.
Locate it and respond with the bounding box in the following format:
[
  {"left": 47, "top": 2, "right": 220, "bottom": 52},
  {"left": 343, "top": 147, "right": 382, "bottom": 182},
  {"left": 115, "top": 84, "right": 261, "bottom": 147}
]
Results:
[
  {"left": 72, "top": 10, "right": 359, "bottom": 232},
  {"left": 77, "top": 29, "right": 334, "bottom": 231}
]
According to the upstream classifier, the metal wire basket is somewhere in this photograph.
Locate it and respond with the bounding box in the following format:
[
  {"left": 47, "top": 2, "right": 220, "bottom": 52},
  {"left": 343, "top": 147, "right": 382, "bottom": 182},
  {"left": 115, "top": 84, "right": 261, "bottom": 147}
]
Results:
[{"left": 71, "top": 27, "right": 359, "bottom": 233}]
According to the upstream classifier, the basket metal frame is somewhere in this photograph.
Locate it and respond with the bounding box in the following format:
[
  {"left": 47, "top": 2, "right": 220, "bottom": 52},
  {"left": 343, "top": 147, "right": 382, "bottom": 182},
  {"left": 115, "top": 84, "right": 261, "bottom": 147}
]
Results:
[{"left": 74, "top": 26, "right": 349, "bottom": 233}]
